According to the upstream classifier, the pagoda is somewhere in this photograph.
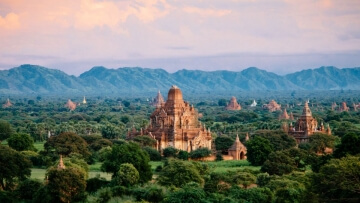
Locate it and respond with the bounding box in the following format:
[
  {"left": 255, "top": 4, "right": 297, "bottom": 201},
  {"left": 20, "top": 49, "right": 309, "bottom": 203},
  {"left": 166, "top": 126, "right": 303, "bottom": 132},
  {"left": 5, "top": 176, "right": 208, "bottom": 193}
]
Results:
[
  {"left": 228, "top": 135, "right": 247, "bottom": 160},
  {"left": 339, "top": 102, "right": 349, "bottom": 112},
  {"left": 82, "top": 96, "right": 87, "bottom": 104},
  {"left": 250, "top": 100, "right": 257, "bottom": 107},
  {"left": 263, "top": 100, "right": 281, "bottom": 112},
  {"left": 129, "top": 85, "right": 212, "bottom": 152},
  {"left": 2, "top": 98, "right": 12, "bottom": 108},
  {"left": 65, "top": 99, "right": 76, "bottom": 111},
  {"left": 151, "top": 90, "right": 165, "bottom": 107},
  {"left": 225, "top": 96, "right": 241, "bottom": 110},
  {"left": 288, "top": 102, "right": 331, "bottom": 144},
  {"left": 279, "top": 108, "right": 290, "bottom": 120}
]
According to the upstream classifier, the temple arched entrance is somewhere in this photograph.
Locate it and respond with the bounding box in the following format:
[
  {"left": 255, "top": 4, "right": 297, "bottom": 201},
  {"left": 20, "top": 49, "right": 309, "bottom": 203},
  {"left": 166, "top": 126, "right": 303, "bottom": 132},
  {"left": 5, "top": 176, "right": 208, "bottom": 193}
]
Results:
[{"left": 240, "top": 151, "right": 245, "bottom": 160}]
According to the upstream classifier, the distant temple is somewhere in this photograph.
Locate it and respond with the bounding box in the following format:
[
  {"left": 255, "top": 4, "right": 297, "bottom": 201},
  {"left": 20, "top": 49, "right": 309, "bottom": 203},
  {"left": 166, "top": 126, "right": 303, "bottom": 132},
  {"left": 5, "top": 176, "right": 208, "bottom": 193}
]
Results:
[
  {"left": 128, "top": 85, "right": 212, "bottom": 152},
  {"left": 288, "top": 102, "right": 331, "bottom": 144},
  {"left": 151, "top": 90, "right": 165, "bottom": 107},
  {"left": 228, "top": 135, "right": 247, "bottom": 160},
  {"left": 331, "top": 102, "right": 337, "bottom": 111},
  {"left": 65, "top": 99, "right": 76, "bottom": 111},
  {"left": 279, "top": 108, "right": 290, "bottom": 120},
  {"left": 82, "top": 96, "right": 87, "bottom": 104},
  {"left": 250, "top": 100, "right": 257, "bottom": 107},
  {"left": 2, "top": 98, "right": 12, "bottom": 108},
  {"left": 263, "top": 100, "right": 281, "bottom": 112},
  {"left": 353, "top": 103, "right": 360, "bottom": 111},
  {"left": 338, "top": 102, "right": 349, "bottom": 112},
  {"left": 225, "top": 96, "right": 241, "bottom": 110},
  {"left": 57, "top": 155, "right": 66, "bottom": 169}
]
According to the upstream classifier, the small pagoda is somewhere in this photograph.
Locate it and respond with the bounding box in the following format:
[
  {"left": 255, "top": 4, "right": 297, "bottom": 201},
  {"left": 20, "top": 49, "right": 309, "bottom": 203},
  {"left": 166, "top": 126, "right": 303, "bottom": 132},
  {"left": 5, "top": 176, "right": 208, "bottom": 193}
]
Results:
[
  {"left": 263, "top": 100, "right": 281, "bottom": 112},
  {"left": 151, "top": 90, "right": 165, "bottom": 108},
  {"left": 228, "top": 135, "right": 247, "bottom": 160},
  {"left": 225, "top": 96, "right": 241, "bottom": 110},
  {"left": 65, "top": 99, "right": 76, "bottom": 111},
  {"left": 2, "top": 98, "right": 12, "bottom": 108}
]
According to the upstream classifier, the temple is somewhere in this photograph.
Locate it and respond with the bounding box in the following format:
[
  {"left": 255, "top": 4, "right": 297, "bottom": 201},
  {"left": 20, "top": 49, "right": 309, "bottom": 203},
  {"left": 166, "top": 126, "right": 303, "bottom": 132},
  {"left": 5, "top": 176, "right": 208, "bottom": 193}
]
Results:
[
  {"left": 338, "top": 102, "right": 349, "bottom": 112},
  {"left": 128, "top": 85, "right": 212, "bottom": 152},
  {"left": 82, "top": 96, "right": 87, "bottom": 104},
  {"left": 58, "top": 155, "right": 66, "bottom": 169},
  {"left": 65, "top": 99, "right": 76, "bottom": 111},
  {"left": 225, "top": 96, "right": 241, "bottom": 110},
  {"left": 2, "top": 98, "right": 12, "bottom": 108},
  {"left": 263, "top": 100, "right": 281, "bottom": 112},
  {"left": 288, "top": 102, "right": 331, "bottom": 144},
  {"left": 250, "top": 100, "right": 257, "bottom": 107},
  {"left": 228, "top": 135, "right": 247, "bottom": 160},
  {"left": 279, "top": 108, "right": 290, "bottom": 120},
  {"left": 151, "top": 90, "right": 165, "bottom": 107}
]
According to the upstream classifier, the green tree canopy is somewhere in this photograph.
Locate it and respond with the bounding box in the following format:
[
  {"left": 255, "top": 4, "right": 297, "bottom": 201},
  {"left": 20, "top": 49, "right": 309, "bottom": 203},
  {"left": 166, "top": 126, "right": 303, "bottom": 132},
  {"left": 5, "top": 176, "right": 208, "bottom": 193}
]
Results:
[
  {"left": 215, "top": 136, "right": 234, "bottom": 154},
  {"left": 101, "top": 142, "right": 152, "bottom": 183},
  {"left": 133, "top": 135, "right": 156, "bottom": 147},
  {"left": 163, "top": 182, "right": 208, "bottom": 203},
  {"left": 246, "top": 136, "right": 273, "bottom": 166},
  {"left": 162, "top": 146, "right": 179, "bottom": 158},
  {"left": 0, "top": 145, "right": 32, "bottom": 190},
  {"left": 7, "top": 133, "right": 36, "bottom": 151},
  {"left": 254, "top": 130, "right": 296, "bottom": 151},
  {"left": 309, "top": 133, "right": 336, "bottom": 154},
  {"left": 158, "top": 159, "right": 205, "bottom": 187},
  {"left": 44, "top": 132, "right": 90, "bottom": 158},
  {"left": 334, "top": 133, "right": 360, "bottom": 158},
  {"left": 189, "top": 147, "right": 212, "bottom": 159},
  {"left": 0, "top": 120, "right": 12, "bottom": 143},
  {"left": 46, "top": 167, "right": 87, "bottom": 203},
  {"left": 112, "top": 163, "right": 139, "bottom": 187}
]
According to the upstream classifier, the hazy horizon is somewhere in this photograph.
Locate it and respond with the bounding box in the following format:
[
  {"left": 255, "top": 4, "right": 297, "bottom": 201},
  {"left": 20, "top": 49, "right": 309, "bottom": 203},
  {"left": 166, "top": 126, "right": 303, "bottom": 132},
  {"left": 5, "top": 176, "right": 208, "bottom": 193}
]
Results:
[{"left": 1, "top": 0, "right": 360, "bottom": 76}]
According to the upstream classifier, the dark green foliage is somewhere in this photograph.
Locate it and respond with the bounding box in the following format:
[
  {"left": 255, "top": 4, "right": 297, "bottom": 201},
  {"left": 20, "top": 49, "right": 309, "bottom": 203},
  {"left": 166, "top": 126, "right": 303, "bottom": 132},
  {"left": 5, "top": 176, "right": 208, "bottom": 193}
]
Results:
[
  {"left": 32, "top": 185, "right": 52, "bottom": 203},
  {"left": 112, "top": 163, "right": 139, "bottom": 187},
  {"left": 7, "top": 133, "right": 36, "bottom": 151},
  {"left": 163, "top": 182, "right": 208, "bottom": 203},
  {"left": 15, "top": 179, "right": 43, "bottom": 201},
  {"left": 162, "top": 146, "right": 179, "bottom": 158},
  {"left": 218, "top": 99, "right": 227, "bottom": 106},
  {"left": 261, "top": 148, "right": 307, "bottom": 175},
  {"left": 133, "top": 135, "right": 156, "bottom": 147},
  {"left": 308, "top": 133, "right": 335, "bottom": 153},
  {"left": 216, "top": 151, "right": 223, "bottom": 161},
  {"left": 44, "top": 132, "right": 90, "bottom": 157},
  {"left": 90, "top": 138, "right": 112, "bottom": 151},
  {"left": 101, "top": 142, "right": 152, "bottom": 183},
  {"left": 334, "top": 133, "right": 360, "bottom": 158},
  {"left": 229, "top": 186, "right": 273, "bottom": 203},
  {"left": 0, "top": 120, "right": 12, "bottom": 142},
  {"left": 246, "top": 136, "right": 273, "bottom": 166},
  {"left": 47, "top": 167, "right": 87, "bottom": 203},
  {"left": 144, "top": 146, "right": 162, "bottom": 161},
  {"left": 0, "top": 145, "right": 32, "bottom": 190},
  {"left": 86, "top": 176, "right": 109, "bottom": 193},
  {"left": 158, "top": 159, "right": 205, "bottom": 187},
  {"left": 256, "top": 173, "right": 271, "bottom": 187},
  {"left": 95, "top": 187, "right": 113, "bottom": 203},
  {"left": 215, "top": 136, "right": 234, "bottom": 153},
  {"left": 266, "top": 178, "right": 306, "bottom": 203},
  {"left": 100, "top": 124, "right": 121, "bottom": 139},
  {"left": 177, "top": 150, "right": 189, "bottom": 160},
  {"left": 189, "top": 147, "right": 212, "bottom": 159},
  {"left": 0, "top": 190, "right": 16, "bottom": 203},
  {"left": 132, "top": 184, "right": 166, "bottom": 202},
  {"left": 254, "top": 130, "right": 296, "bottom": 151},
  {"left": 155, "top": 165, "right": 163, "bottom": 172},
  {"left": 122, "top": 100, "right": 130, "bottom": 107},
  {"left": 311, "top": 156, "right": 360, "bottom": 201}
]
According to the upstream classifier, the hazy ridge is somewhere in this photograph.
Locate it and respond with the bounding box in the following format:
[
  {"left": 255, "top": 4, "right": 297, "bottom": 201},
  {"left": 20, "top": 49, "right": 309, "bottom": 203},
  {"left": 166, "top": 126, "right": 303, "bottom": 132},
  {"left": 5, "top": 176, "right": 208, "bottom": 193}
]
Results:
[{"left": 1, "top": 64, "right": 360, "bottom": 95}]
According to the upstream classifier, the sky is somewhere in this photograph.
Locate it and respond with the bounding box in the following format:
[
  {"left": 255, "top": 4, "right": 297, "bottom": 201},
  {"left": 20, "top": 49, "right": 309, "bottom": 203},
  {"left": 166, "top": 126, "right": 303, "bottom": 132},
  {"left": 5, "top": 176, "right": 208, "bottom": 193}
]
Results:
[{"left": 0, "top": 0, "right": 360, "bottom": 76}]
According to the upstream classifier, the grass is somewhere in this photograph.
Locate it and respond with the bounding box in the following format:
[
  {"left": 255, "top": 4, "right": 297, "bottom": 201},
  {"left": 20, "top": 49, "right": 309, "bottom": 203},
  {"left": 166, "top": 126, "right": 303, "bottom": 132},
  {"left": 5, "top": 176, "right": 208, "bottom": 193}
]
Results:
[
  {"left": 34, "top": 142, "right": 45, "bottom": 151},
  {"left": 206, "top": 160, "right": 261, "bottom": 173}
]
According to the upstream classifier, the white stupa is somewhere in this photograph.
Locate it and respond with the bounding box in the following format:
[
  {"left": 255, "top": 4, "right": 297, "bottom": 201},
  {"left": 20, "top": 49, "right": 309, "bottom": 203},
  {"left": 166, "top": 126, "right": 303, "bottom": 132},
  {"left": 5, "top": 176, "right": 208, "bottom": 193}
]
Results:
[{"left": 250, "top": 100, "right": 257, "bottom": 107}]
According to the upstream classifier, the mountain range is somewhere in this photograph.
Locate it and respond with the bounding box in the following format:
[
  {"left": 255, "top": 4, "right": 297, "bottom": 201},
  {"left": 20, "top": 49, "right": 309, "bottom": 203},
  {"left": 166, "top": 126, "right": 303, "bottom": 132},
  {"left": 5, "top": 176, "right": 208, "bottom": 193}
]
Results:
[{"left": 1, "top": 64, "right": 360, "bottom": 95}]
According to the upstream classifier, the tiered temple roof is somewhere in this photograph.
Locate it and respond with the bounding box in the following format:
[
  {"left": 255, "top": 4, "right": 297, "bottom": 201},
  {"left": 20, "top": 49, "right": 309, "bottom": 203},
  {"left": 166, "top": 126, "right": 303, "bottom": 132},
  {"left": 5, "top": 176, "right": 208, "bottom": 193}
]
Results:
[
  {"left": 263, "top": 100, "right": 281, "bottom": 112},
  {"left": 225, "top": 96, "right": 241, "bottom": 110},
  {"left": 151, "top": 90, "right": 165, "bottom": 108},
  {"left": 228, "top": 135, "right": 247, "bottom": 160},
  {"left": 279, "top": 108, "right": 290, "bottom": 120},
  {"left": 129, "top": 85, "right": 212, "bottom": 152},
  {"left": 339, "top": 102, "right": 349, "bottom": 112}
]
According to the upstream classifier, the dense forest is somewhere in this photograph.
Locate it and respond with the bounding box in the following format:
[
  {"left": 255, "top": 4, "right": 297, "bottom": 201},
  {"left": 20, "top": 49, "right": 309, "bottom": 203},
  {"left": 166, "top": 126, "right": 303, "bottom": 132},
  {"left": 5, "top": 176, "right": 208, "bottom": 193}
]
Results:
[{"left": 0, "top": 93, "right": 360, "bottom": 202}]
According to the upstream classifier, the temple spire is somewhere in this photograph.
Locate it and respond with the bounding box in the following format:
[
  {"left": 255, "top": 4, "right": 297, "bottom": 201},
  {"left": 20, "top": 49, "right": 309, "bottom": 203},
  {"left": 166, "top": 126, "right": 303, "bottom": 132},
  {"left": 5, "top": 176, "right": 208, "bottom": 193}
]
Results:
[{"left": 58, "top": 155, "right": 66, "bottom": 169}]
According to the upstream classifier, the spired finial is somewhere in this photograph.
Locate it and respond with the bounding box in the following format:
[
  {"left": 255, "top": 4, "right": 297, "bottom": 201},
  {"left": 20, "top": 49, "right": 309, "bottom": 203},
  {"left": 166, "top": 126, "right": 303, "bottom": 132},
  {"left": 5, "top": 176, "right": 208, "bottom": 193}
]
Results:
[{"left": 58, "top": 155, "right": 66, "bottom": 169}]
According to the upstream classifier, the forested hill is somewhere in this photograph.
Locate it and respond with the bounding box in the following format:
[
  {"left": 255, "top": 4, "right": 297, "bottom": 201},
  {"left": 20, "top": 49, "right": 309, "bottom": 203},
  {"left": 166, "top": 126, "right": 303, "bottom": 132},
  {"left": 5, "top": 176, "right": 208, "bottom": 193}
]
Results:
[{"left": 1, "top": 64, "right": 360, "bottom": 95}]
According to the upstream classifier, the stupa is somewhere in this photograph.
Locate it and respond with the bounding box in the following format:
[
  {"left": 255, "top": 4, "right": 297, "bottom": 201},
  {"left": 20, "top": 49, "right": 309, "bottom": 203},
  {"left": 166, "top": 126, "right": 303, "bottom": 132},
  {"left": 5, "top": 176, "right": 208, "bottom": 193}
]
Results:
[
  {"left": 250, "top": 100, "right": 257, "bottom": 107},
  {"left": 228, "top": 135, "right": 247, "bottom": 160},
  {"left": 82, "top": 96, "right": 87, "bottom": 104},
  {"left": 225, "top": 96, "right": 241, "bottom": 110},
  {"left": 263, "top": 100, "right": 281, "bottom": 112},
  {"left": 128, "top": 85, "right": 212, "bottom": 152},
  {"left": 151, "top": 90, "right": 165, "bottom": 107},
  {"left": 65, "top": 99, "right": 76, "bottom": 111},
  {"left": 2, "top": 98, "right": 12, "bottom": 108},
  {"left": 339, "top": 102, "right": 349, "bottom": 112},
  {"left": 279, "top": 108, "right": 290, "bottom": 120}
]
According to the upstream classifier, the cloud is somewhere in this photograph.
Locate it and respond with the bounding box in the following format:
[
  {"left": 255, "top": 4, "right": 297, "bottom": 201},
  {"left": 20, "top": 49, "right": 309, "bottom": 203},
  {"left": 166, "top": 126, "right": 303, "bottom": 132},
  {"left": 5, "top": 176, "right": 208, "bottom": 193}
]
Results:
[
  {"left": 183, "top": 6, "right": 231, "bottom": 17},
  {"left": 0, "top": 13, "right": 20, "bottom": 30}
]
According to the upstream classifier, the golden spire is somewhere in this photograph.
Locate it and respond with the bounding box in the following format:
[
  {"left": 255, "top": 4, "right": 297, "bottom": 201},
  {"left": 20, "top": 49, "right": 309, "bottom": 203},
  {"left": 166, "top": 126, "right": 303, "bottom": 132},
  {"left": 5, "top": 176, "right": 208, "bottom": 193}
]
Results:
[{"left": 58, "top": 155, "right": 66, "bottom": 169}]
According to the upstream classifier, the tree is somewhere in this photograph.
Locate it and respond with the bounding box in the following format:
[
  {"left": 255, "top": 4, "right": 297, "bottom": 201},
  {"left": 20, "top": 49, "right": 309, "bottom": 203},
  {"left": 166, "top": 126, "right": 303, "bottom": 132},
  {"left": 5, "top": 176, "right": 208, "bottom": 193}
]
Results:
[
  {"left": 177, "top": 150, "right": 189, "bottom": 160},
  {"left": 162, "top": 146, "right": 179, "bottom": 158},
  {"left": 0, "top": 120, "right": 12, "bottom": 143},
  {"left": 7, "top": 133, "right": 36, "bottom": 151},
  {"left": 101, "top": 142, "right": 152, "bottom": 183},
  {"left": 47, "top": 167, "right": 87, "bottom": 203},
  {"left": 112, "top": 163, "right": 139, "bottom": 187},
  {"left": 89, "top": 138, "right": 113, "bottom": 151},
  {"left": 215, "top": 136, "right": 234, "bottom": 154},
  {"left": 334, "top": 133, "right": 360, "bottom": 158},
  {"left": 254, "top": 130, "right": 296, "bottom": 151},
  {"left": 158, "top": 159, "right": 204, "bottom": 187},
  {"left": 44, "top": 132, "right": 90, "bottom": 157},
  {"left": 218, "top": 99, "right": 227, "bottom": 106},
  {"left": 100, "top": 124, "right": 121, "bottom": 139},
  {"left": 229, "top": 186, "right": 273, "bottom": 203},
  {"left": 143, "top": 146, "right": 162, "bottom": 161},
  {"left": 163, "top": 182, "right": 208, "bottom": 203},
  {"left": 308, "top": 133, "right": 335, "bottom": 154},
  {"left": 189, "top": 147, "right": 212, "bottom": 159},
  {"left": 133, "top": 135, "right": 156, "bottom": 147},
  {"left": 15, "top": 179, "right": 43, "bottom": 201},
  {"left": 246, "top": 136, "right": 273, "bottom": 166},
  {"left": 0, "top": 145, "right": 32, "bottom": 190}
]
